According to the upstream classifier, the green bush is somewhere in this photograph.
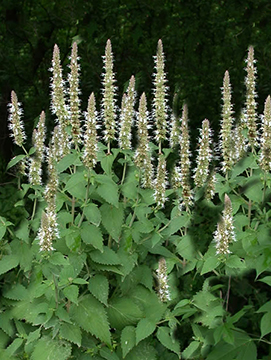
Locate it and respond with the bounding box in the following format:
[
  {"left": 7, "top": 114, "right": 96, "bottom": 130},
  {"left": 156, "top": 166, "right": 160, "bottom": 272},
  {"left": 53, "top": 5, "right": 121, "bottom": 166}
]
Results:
[{"left": 1, "top": 40, "right": 271, "bottom": 359}]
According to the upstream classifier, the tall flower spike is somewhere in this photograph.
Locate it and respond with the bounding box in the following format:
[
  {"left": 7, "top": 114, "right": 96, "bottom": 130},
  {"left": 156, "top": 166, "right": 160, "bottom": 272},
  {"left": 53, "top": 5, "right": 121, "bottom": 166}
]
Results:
[
  {"left": 50, "top": 44, "right": 69, "bottom": 127},
  {"left": 244, "top": 46, "right": 258, "bottom": 149},
  {"left": 134, "top": 93, "right": 153, "bottom": 188},
  {"left": 220, "top": 70, "right": 235, "bottom": 173},
  {"left": 28, "top": 111, "right": 46, "bottom": 185},
  {"left": 83, "top": 93, "right": 98, "bottom": 169},
  {"left": 154, "top": 154, "right": 168, "bottom": 209},
  {"left": 153, "top": 39, "right": 168, "bottom": 153},
  {"left": 119, "top": 75, "right": 136, "bottom": 150},
  {"left": 179, "top": 104, "right": 193, "bottom": 209},
  {"left": 101, "top": 39, "right": 117, "bottom": 154},
  {"left": 194, "top": 119, "right": 213, "bottom": 188},
  {"left": 156, "top": 258, "right": 171, "bottom": 302},
  {"left": 169, "top": 94, "right": 180, "bottom": 149},
  {"left": 8, "top": 91, "right": 26, "bottom": 147},
  {"left": 68, "top": 42, "right": 82, "bottom": 147},
  {"left": 260, "top": 95, "right": 271, "bottom": 172},
  {"left": 214, "top": 194, "right": 236, "bottom": 255}
]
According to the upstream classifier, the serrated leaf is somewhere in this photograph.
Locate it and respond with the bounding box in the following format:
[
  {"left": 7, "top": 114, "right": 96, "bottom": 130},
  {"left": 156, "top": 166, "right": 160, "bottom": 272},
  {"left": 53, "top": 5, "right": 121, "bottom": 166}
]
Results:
[
  {"left": 63, "top": 285, "right": 79, "bottom": 304},
  {"left": 96, "top": 175, "right": 119, "bottom": 207},
  {"left": 26, "top": 329, "right": 41, "bottom": 345},
  {"left": 0, "top": 312, "right": 14, "bottom": 337},
  {"left": 226, "top": 255, "right": 246, "bottom": 269},
  {"left": 6, "top": 155, "right": 26, "bottom": 170},
  {"left": 100, "top": 203, "right": 124, "bottom": 241},
  {"left": 84, "top": 203, "right": 101, "bottom": 226},
  {"left": 121, "top": 326, "right": 136, "bottom": 358},
  {"left": 88, "top": 274, "right": 109, "bottom": 306},
  {"left": 176, "top": 235, "right": 196, "bottom": 260},
  {"left": 6, "top": 338, "right": 23, "bottom": 356},
  {"left": 81, "top": 222, "right": 104, "bottom": 252},
  {"left": 0, "top": 223, "right": 6, "bottom": 241},
  {"left": 156, "top": 326, "right": 180, "bottom": 356},
  {"left": 57, "top": 153, "right": 81, "bottom": 173},
  {"left": 182, "top": 341, "right": 200, "bottom": 359},
  {"left": 258, "top": 276, "right": 271, "bottom": 286},
  {"left": 99, "top": 347, "right": 120, "bottom": 360},
  {"left": 31, "top": 336, "right": 72, "bottom": 360},
  {"left": 136, "top": 318, "right": 156, "bottom": 345},
  {"left": 231, "top": 154, "right": 257, "bottom": 179},
  {"left": 201, "top": 256, "right": 220, "bottom": 275},
  {"left": 70, "top": 294, "right": 111, "bottom": 345},
  {"left": 64, "top": 172, "right": 86, "bottom": 200},
  {"left": 161, "top": 214, "right": 190, "bottom": 237},
  {"left": 108, "top": 297, "right": 144, "bottom": 330},
  {"left": 49, "top": 252, "right": 69, "bottom": 266},
  {"left": 60, "top": 323, "right": 81, "bottom": 347},
  {"left": 90, "top": 247, "right": 121, "bottom": 265},
  {"left": 15, "top": 219, "right": 29, "bottom": 243},
  {"left": 0, "top": 255, "right": 19, "bottom": 276},
  {"left": 125, "top": 339, "right": 157, "bottom": 360},
  {"left": 3, "top": 283, "right": 28, "bottom": 300}
]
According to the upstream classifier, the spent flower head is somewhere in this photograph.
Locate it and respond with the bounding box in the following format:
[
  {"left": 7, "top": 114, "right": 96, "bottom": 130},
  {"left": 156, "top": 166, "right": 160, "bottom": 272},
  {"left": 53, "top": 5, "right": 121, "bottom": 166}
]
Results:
[{"left": 8, "top": 91, "right": 26, "bottom": 147}]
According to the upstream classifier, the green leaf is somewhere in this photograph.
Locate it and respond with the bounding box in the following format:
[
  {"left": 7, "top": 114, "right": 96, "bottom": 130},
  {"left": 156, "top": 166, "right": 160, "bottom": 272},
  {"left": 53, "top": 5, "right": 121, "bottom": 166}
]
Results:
[
  {"left": 26, "top": 329, "right": 41, "bottom": 345},
  {"left": 124, "top": 339, "right": 157, "bottom": 360},
  {"left": 176, "top": 235, "right": 196, "bottom": 260},
  {"left": 96, "top": 174, "right": 119, "bottom": 207},
  {"left": 81, "top": 222, "right": 104, "bottom": 252},
  {"left": 31, "top": 336, "right": 72, "bottom": 360},
  {"left": 6, "top": 155, "right": 26, "bottom": 170},
  {"left": 136, "top": 318, "right": 156, "bottom": 345},
  {"left": 231, "top": 154, "right": 257, "bottom": 179},
  {"left": 64, "top": 172, "right": 86, "bottom": 200},
  {"left": 84, "top": 203, "right": 101, "bottom": 226},
  {"left": 226, "top": 255, "right": 246, "bottom": 269},
  {"left": 0, "top": 255, "right": 19, "bottom": 276},
  {"left": 0, "top": 222, "right": 6, "bottom": 241},
  {"left": 201, "top": 256, "right": 220, "bottom": 275},
  {"left": 259, "top": 276, "right": 271, "bottom": 286},
  {"left": 88, "top": 274, "right": 109, "bottom": 306},
  {"left": 60, "top": 323, "right": 81, "bottom": 347},
  {"left": 49, "top": 252, "right": 69, "bottom": 266},
  {"left": 15, "top": 219, "right": 29, "bottom": 243},
  {"left": 99, "top": 347, "right": 120, "bottom": 360},
  {"left": 3, "top": 283, "right": 28, "bottom": 300},
  {"left": 182, "top": 341, "right": 200, "bottom": 359},
  {"left": 108, "top": 297, "right": 144, "bottom": 330},
  {"left": 65, "top": 228, "right": 81, "bottom": 252},
  {"left": 100, "top": 203, "right": 124, "bottom": 241},
  {"left": 90, "top": 247, "right": 121, "bottom": 265},
  {"left": 0, "top": 312, "right": 14, "bottom": 337},
  {"left": 6, "top": 338, "right": 23, "bottom": 356},
  {"left": 260, "top": 312, "right": 271, "bottom": 337},
  {"left": 70, "top": 294, "right": 111, "bottom": 345},
  {"left": 63, "top": 285, "right": 79, "bottom": 304},
  {"left": 57, "top": 153, "right": 81, "bottom": 173},
  {"left": 121, "top": 326, "right": 136, "bottom": 358},
  {"left": 161, "top": 214, "right": 190, "bottom": 237},
  {"left": 156, "top": 326, "right": 180, "bottom": 356}
]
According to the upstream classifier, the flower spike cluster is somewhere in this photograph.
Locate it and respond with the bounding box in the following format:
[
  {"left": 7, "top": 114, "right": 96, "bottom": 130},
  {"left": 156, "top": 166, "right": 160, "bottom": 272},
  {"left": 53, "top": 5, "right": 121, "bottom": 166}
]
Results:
[
  {"left": 8, "top": 91, "right": 26, "bottom": 147},
  {"left": 259, "top": 95, "right": 271, "bottom": 172},
  {"left": 244, "top": 46, "right": 258, "bottom": 149},
  {"left": 101, "top": 39, "right": 117, "bottom": 154},
  {"left": 194, "top": 119, "right": 213, "bottom": 188},
  {"left": 214, "top": 194, "right": 236, "bottom": 255},
  {"left": 154, "top": 154, "right": 168, "bottom": 209},
  {"left": 220, "top": 70, "right": 235, "bottom": 173},
  {"left": 83, "top": 93, "right": 98, "bottom": 169},
  {"left": 153, "top": 39, "right": 168, "bottom": 153},
  {"left": 156, "top": 258, "right": 171, "bottom": 302},
  {"left": 134, "top": 93, "right": 153, "bottom": 188},
  {"left": 68, "top": 42, "right": 82, "bottom": 147},
  {"left": 119, "top": 75, "right": 136, "bottom": 150}
]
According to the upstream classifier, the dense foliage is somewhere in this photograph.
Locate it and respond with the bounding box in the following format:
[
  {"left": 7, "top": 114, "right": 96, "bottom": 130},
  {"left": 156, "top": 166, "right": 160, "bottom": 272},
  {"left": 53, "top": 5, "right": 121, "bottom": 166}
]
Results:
[{"left": 1, "top": 38, "right": 271, "bottom": 359}]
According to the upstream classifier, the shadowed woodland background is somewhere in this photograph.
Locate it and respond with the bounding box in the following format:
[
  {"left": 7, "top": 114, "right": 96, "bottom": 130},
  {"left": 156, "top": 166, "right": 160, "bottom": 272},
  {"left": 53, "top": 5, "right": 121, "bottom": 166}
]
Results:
[{"left": 1, "top": 0, "right": 271, "bottom": 178}]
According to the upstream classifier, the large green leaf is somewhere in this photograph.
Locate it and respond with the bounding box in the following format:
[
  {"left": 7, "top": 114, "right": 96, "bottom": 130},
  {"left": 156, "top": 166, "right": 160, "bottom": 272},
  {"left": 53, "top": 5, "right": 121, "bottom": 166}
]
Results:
[
  {"left": 96, "top": 174, "right": 119, "bottom": 207},
  {"left": 88, "top": 274, "right": 109, "bottom": 306},
  {"left": 84, "top": 203, "right": 101, "bottom": 226},
  {"left": 121, "top": 326, "right": 136, "bottom": 358},
  {"left": 31, "top": 336, "right": 72, "bottom": 360},
  {"left": 108, "top": 297, "right": 144, "bottom": 330},
  {"left": 63, "top": 285, "right": 79, "bottom": 305},
  {"left": 70, "top": 294, "right": 111, "bottom": 345},
  {"left": 136, "top": 318, "right": 156, "bottom": 345},
  {"left": 125, "top": 340, "right": 157, "bottom": 360},
  {"left": 156, "top": 326, "right": 180, "bottom": 356},
  {"left": 0, "top": 255, "right": 19, "bottom": 276},
  {"left": 81, "top": 222, "right": 104, "bottom": 252},
  {"left": 260, "top": 312, "right": 271, "bottom": 338},
  {"left": 100, "top": 203, "right": 124, "bottom": 241},
  {"left": 90, "top": 247, "right": 121, "bottom": 265},
  {"left": 64, "top": 172, "right": 86, "bottom": 200},
  {"left": 59, "top": 323, "right": 81, "bottom": 347}
]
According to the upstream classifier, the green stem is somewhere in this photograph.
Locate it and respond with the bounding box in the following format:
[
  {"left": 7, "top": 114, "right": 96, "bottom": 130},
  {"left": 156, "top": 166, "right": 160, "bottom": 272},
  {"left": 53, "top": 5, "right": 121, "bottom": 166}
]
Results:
[{"left": 121, "top": 155, "right": 127, "bottom": 185}]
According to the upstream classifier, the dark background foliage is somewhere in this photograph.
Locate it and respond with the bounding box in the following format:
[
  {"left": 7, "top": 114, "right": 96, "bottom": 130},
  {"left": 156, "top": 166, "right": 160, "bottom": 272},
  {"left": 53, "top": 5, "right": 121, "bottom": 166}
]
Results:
[{"left": 1, "top": 0, "right": 271, "bottom": 175}]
